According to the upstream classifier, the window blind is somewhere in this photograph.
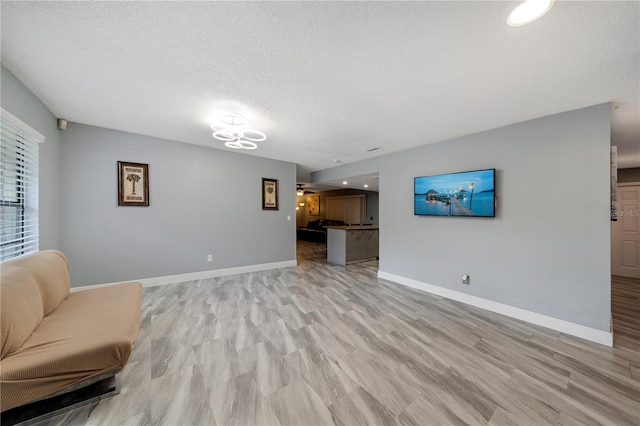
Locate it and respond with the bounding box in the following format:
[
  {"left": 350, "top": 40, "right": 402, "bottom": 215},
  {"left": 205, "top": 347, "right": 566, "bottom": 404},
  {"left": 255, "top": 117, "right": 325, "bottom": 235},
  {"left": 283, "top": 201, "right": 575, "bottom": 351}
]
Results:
[{"left": 1, "top": 110, "right": 42, "bottom": 262}]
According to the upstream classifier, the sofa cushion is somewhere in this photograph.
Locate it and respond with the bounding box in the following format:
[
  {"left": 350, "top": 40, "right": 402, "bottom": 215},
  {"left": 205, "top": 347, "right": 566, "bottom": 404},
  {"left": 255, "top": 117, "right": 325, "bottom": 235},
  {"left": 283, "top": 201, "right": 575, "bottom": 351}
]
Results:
[
  {"left": 25, "top": 250, "right": 71, "bottom": 316},
  {"left": 0, "top": 282, "right": 142, "bottom": 411},
  {"left": 0, "top": 249, "right": 69, "bottom": 319},
  {"left": 0, "top": 270, "right": 44, "bottom": 359},
  {"left": 322, "top": 219, "right": 346, "bottom": 227},
  {"left": 307, "top": 219, "right": 322, "bottom": 229}
]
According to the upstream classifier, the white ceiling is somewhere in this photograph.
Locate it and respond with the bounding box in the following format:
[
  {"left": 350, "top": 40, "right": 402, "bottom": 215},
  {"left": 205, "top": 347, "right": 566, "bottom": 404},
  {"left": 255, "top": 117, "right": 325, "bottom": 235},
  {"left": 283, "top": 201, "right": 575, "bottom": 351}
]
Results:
[
  {"left": 308, "top": 172, "right": 380, "bottom": 193},
  {"left": 2, "top": 1, "right": 638, "bottom": 191}
]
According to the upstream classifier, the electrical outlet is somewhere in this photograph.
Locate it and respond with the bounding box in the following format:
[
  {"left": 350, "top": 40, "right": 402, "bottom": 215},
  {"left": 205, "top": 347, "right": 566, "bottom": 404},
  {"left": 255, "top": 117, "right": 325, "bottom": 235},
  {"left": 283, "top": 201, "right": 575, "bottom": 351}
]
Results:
[
  {"left": 462, "top": 274, "right": 470, "bottom": 285},
  {"left": 207, "top": 254, "right": 213, "bottom": 262}
]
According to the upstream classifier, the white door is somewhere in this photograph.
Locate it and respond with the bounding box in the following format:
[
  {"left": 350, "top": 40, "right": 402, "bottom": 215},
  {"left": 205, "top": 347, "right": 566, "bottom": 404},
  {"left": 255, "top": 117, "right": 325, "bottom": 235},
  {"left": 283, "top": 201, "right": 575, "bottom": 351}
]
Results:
[{"left": 612, "top": 184, "right": 640, "bottom": 278}]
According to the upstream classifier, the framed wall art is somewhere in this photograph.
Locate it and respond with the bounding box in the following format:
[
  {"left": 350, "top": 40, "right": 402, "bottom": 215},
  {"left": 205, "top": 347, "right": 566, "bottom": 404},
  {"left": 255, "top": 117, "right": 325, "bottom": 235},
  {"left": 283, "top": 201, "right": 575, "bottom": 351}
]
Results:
[
  {"left": 262, "top": 178, "right": 278, "bottom": 210},
  {"left": 118, "top": 161, "right": 149, "bottom": 206},
  {"left": 307, "top": 194, "right": 319, "bottom": 216}
]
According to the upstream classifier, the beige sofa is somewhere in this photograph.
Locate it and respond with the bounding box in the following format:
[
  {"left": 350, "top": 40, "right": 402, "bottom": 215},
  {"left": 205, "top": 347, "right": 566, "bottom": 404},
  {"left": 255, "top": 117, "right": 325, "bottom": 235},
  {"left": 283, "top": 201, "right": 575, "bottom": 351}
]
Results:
[{"left": 0, "top": 250, "right": 142, "bottom": 412}]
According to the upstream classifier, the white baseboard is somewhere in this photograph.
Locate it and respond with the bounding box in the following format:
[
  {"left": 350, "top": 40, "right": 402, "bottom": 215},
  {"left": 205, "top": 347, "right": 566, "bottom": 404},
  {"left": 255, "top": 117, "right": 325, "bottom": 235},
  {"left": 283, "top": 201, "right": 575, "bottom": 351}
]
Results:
[
  {"left": 377, "top": 270, "right": 613, "bottom": 347},
  {"left": 71, "top": 260, "right": 297, "bottom": 292}
]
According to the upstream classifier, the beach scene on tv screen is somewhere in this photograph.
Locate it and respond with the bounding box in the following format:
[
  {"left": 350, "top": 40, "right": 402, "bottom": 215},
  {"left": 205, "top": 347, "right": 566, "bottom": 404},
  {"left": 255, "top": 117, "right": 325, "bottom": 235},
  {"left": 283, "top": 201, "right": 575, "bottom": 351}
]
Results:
[{"left": 414, "top": 169, "right": 495, "bottom": 217}]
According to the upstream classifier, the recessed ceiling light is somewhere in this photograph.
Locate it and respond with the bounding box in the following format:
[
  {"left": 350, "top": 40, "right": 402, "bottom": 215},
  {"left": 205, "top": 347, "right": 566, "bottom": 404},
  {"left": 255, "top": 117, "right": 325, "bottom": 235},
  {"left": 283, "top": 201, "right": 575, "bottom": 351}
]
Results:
[
  {"left": 364, "top": 184, "right": 369, "bottom": 188},
  {"left": 342, "top": 181, "right": 348, "bottom": 185},
  {"left": 333, "top": 159, "right": 342, "bottom": 164},
  {"left": 367, "top": 147, "right": 381, "bottom": 153},
  {"left": 507, "top": 0, "right": 554, "bottom": 27}
]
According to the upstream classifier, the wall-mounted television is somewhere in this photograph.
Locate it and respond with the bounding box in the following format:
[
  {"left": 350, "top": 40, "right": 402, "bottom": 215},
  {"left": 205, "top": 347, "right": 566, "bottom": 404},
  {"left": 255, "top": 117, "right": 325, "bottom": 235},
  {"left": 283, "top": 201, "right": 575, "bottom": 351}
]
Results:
[{"left": 414, "top": 169, "right": 495, "bottom": 217}]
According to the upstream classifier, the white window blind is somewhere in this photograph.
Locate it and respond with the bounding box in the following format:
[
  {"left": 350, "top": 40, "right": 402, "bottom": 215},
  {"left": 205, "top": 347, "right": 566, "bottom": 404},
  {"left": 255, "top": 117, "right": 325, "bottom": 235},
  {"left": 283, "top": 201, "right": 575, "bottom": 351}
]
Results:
[{"left": 1, "top": 109, "right": 43, "bottom": 262}]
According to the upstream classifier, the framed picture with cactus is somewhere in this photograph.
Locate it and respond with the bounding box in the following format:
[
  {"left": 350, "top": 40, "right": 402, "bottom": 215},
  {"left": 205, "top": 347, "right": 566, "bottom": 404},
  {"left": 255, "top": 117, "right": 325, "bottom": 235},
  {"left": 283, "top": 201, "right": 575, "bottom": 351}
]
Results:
[
  {"left": 118, "top": 161, "right": 149, "bottom": 206},
  {"left": 262, "top": 178, "right": 278, "bottom": 210}
]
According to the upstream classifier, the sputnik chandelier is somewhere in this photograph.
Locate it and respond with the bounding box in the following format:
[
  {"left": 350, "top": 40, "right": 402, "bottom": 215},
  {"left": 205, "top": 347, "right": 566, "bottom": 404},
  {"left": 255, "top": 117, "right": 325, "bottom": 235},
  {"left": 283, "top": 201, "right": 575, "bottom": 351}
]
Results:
[{"left": 211, "top": 113, "right": 266, "bottom": 150}]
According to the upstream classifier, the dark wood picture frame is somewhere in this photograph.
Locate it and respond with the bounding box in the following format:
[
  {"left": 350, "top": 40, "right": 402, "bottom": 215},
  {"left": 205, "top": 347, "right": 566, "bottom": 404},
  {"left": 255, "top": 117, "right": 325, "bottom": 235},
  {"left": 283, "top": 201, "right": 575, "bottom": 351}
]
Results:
[
  {"left": 118, "top": 161, "right": 149, "bottom": 206},
  {"left": 262, "top": 178, "right": 279, "bottom": 210}
]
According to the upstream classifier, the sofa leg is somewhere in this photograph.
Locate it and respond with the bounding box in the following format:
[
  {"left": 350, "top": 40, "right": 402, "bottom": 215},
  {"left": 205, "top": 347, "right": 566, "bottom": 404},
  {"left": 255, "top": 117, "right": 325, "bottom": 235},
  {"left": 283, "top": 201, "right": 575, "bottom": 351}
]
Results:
[{"left": 1, "top": 373, "right": 121, "bottom": 426}]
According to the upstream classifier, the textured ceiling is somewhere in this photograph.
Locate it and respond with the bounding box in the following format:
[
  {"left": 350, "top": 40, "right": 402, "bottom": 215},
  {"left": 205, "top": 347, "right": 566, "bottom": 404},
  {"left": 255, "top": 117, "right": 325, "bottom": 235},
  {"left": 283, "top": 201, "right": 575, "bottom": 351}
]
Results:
[{"left": 2, "top": 1, "right": 638, "bottom": 185}]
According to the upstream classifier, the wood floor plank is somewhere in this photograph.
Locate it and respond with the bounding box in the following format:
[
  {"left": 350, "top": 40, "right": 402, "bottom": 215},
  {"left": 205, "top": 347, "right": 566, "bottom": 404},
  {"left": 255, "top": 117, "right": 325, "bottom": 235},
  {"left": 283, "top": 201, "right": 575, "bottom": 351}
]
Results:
[
  {"left": 266, "top": 379, "right": 334, "bottom": 426},
  {"left": 328, "top": 386, "right": 396, "bottom": 426},
  {"left": 612, "top": 275, "right": 640, "bottom": 353},
  {"left": 150, "top": 365, "right": 215, "bottom": 426},
  {"left": 30, "top": 241, "right": 640, "bottom": 425},
  {"left": 284, "top": 347, "right": 355, "bottom": 407}
]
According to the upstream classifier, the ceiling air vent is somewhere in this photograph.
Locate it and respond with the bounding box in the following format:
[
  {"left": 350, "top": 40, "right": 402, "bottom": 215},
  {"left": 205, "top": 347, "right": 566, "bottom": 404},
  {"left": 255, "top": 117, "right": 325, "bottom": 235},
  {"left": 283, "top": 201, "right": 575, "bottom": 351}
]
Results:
[{"left": 367, "top": 147, "right": 381, "bottom": 153}]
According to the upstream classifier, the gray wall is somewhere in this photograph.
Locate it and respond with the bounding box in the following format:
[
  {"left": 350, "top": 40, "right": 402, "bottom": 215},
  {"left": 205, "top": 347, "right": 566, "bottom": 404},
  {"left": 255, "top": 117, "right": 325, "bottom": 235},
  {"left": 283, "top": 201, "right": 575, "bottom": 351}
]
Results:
[
  {"left": 618, "top": 167, "right": 640, "bottom": 183},
  {"left": 365, "top": 191, "right": 379, "bottom": 225},
  {"left": 60, "top": 123, "right": 296, "bottom": 286},
  {"left": 313, "top": 104, "right": 611, "bottom": 331},
  {"left": 1, "top": 65, "right": 60, "bottom": 251}
]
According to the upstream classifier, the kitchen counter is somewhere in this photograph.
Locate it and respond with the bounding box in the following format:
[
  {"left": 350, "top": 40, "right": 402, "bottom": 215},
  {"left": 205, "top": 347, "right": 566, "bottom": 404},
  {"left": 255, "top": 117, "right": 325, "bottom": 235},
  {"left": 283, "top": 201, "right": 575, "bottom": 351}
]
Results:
[{"left": 327, "top": 227, "right": 379, "bottom": 265}]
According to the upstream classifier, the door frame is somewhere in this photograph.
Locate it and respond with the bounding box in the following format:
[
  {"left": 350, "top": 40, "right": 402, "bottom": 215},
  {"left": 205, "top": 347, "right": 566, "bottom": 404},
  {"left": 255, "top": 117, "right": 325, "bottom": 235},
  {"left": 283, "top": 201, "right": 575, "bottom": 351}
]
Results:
[{"left": 611, "top": 182, "right": 640, "bottom": 278}]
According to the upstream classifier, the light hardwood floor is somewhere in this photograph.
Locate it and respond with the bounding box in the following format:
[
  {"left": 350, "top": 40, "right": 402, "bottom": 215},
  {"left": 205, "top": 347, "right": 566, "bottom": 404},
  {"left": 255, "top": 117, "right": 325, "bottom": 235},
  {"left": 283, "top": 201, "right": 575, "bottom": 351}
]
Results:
[
  {"left": 612, "top": 275, "right": 640, "bottom": 354},
  {"left": 35, "top": 241, "right": 639, "bottom": 425}
]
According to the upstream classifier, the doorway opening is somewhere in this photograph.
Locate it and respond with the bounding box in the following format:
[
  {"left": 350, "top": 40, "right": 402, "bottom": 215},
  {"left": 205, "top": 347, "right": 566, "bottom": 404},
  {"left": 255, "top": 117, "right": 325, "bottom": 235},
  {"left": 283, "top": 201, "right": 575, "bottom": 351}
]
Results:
[{"left": 611, "top": 183, "right": 640, "bottom": 353}]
